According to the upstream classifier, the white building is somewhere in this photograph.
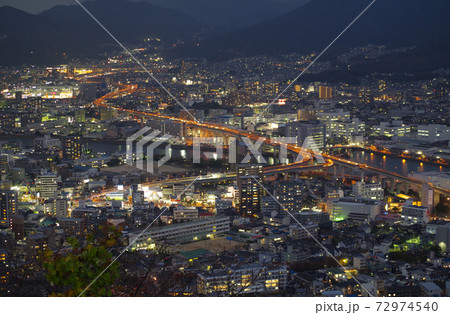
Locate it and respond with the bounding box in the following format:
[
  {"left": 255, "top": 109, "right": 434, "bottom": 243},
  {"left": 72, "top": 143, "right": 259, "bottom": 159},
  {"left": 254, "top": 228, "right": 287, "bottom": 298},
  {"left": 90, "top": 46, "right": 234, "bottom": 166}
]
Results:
[
  {"left": 329, "top": 197, "right": 380, "bottom": 222},
  {"left": 335, "top": 118, "right": 365, "bottom": 140},
  {"left": 401, "top": 200, "right": 429, "bottom": 224},
  {"left": 130, "top": 216, "right": 230, "bottom": 249},
  {"left": 36, "top": 172, "right": 59, "bottom": 199},
  {"left": 352, "top": 181, "right": 384, "bottom": 200},
  {"left": 417, "top": 124, "right": 450, "bottom": 143},
  {"left": 372, "top": 121, "right": 411, "bottom": 138},
  {"left": 316, "top": 109, "right": 350, "bottom": 137}
]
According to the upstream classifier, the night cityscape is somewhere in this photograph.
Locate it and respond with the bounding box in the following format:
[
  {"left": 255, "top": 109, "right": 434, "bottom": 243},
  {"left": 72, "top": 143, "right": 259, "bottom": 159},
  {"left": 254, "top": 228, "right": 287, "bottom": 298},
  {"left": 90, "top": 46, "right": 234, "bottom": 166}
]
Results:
[{"left": 0, "top": 0, "right": 450, "bottom": 306}]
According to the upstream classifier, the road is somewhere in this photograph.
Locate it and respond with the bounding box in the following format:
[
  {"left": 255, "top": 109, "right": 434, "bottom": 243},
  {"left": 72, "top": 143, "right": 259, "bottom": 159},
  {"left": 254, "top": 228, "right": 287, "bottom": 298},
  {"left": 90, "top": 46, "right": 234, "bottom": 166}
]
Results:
[{"left": 92, "top": 84, "right": 450, "bottom": 197}]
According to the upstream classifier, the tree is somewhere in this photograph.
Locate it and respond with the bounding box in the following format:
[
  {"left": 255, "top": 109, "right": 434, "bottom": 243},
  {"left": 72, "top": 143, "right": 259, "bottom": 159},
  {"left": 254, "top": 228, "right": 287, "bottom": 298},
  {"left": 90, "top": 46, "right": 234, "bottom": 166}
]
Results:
[{"left": 42, "top": 225, "right": 121, "bottom": 296}]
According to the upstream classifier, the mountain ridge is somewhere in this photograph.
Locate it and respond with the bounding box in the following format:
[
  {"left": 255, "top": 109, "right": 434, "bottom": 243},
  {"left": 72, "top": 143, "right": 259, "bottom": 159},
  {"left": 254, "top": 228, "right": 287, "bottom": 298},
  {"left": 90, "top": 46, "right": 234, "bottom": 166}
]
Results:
[{"left": 0, "top": 0, "right": 208, "bottom": 65}]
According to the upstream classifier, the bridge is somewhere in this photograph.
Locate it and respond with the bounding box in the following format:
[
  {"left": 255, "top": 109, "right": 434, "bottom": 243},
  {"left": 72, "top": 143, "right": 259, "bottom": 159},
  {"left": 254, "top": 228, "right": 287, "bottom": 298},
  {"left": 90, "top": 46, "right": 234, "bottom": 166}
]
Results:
[{"left": 93, "top": 85, "right": 450, "bottom": 198}]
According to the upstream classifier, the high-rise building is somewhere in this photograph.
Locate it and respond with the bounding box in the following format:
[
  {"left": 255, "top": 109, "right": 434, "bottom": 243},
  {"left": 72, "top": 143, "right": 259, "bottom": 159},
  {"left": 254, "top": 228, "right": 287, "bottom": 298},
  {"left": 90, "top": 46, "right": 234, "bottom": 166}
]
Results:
[
  {"left": 285, "top": 120, "right": 326, "bottom": 150},
  {"left": 54, "top": 198, "right": 69, "bottom": 218},
  {"left": 276, "top": 179, "right": 307, "bottom": 212},
  {"left": 62, "top": 135, "right": 82, "bottom": 160},
  {"left": 0, "top": 155, "right": 9, "bottom": 180},
  {"left": 237, "top": 164, "right": 263, "bottom": 217},
  {"left": 359, "top": 88, "right": 373, "bottom": 104},
  {"left": 36, "top": 172, "right": 59, "bottom": 199},
  {"left": 0, "top": 190, "right": 17, "bottom": 227},
  {"left": 421, "top": 184, "right": 434, "bottom": 209},
  {"left": 0, "top": 249, "right": 10, "bottom": 293},
  {"left": 319, "top": 86, "right": 332, "bottom": 99}
]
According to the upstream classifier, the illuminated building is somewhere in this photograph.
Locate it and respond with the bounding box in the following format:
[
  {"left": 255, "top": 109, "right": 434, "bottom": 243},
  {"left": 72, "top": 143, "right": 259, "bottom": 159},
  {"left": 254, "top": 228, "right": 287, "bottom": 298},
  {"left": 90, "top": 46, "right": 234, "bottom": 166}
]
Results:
[
  {"left": 319, "top": 86, "right": 332, "bottom": 99},
  {"left": 276, "top": 179, "right": 308, "bottom": 212},
  {"left": 54, "top": 198, "right": 69, "bottom": 218},
  {"left": 352, "top": 181, "right": 384, "bottom": 200},
  {"left": 372, "top": 121, "right": 411, "bottom": 138},
  {"left": 62, "top": 135, "right": 82, "bottom": 160},
  {"left": 130, "top": 216, "right": 230, "bottom": 249},
  {"left": 262, "top": 82, "right": 279, "bottom": 96},
  {"left": 36, "top": 172, "right": 59, "bottom": 199},
  {"left": 285, "top": 120, "right": 325, "bottom": 150},
  {"left": 0, "top": 190, "right": 17, "bottom": 227},
  {"left": 237, "top": 164, "right": 263, "bottom": 217},
  {"left": 261, "top": 196, "right": 280, "bottom": 216},
  {"left": 359, "top": 88, "right": 372, "bottom": 105},
  {"left": 2, "top": 85, "right": 77, "bottom": 99},
  {"left": 417, "top": 124, "right": 450, "bottom": 142},
  {"left": 329, "top": 197, "right": 380, "bottom": 222},
  {"left": 378, "top": 80, "right": 387, "bottom": 92},
  {"left": 244, "top": 81, "right": 260, "bottom": 95},
  {"left": 0, "top": 249, "right": 10, "bottom": 293},
  {"left": 222, "top": 91, "right": 251, "bottom": 107},
  {"left": 197, "top": 264, "right": 288, "bottom": 295},
  {"left": 436, "top": 224, "right": 450, "bottom": 252},
  {"left": 401, "top": 199, "right": 429, "bottom": 224},
  {"left": 173, "top": 206, "right": 199, "bottom": 222},
  {"left": 316, "top": 109, "right": 351, "bottom": 137},
  {"left": 335, "top": 118, "right": 365, "bottom": 141}
]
